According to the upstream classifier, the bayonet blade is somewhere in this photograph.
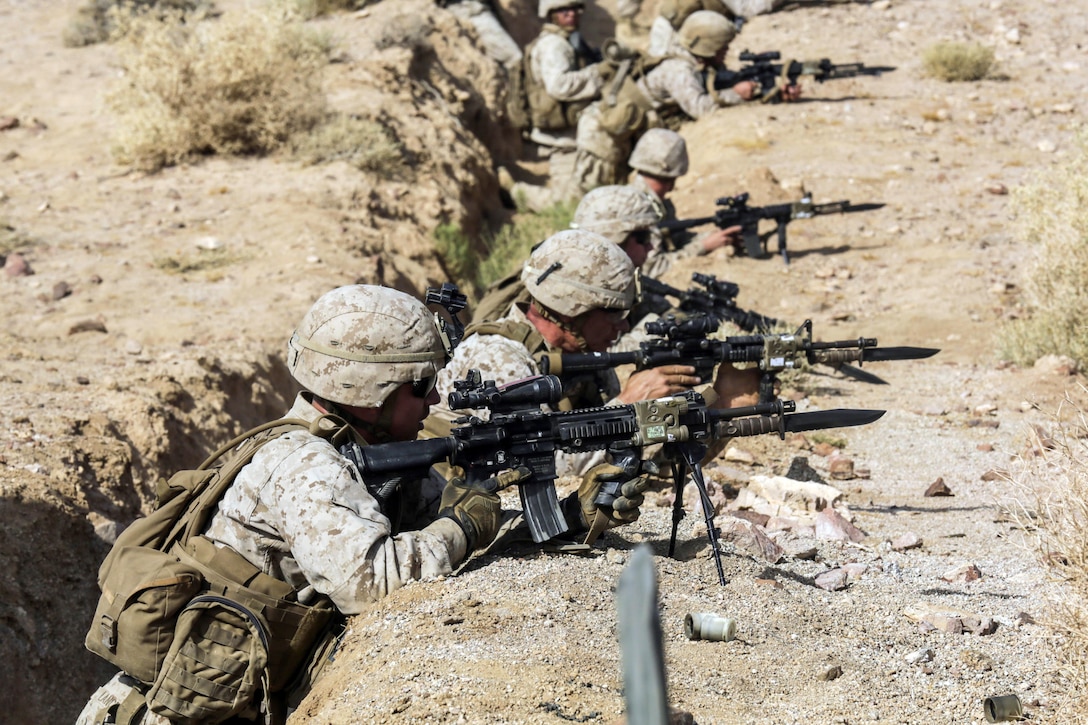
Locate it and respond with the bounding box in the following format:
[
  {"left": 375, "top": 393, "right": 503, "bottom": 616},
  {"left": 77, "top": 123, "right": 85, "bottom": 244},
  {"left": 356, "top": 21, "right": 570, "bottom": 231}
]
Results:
[
  {"left": 784, "top": 408, "right": 886, "bottom": 433},
  {"left": 833, "top": 363, "right": 888, "bottom": 385},
  {"left": 860, "top": 345, "right": 940, "bottom": 362}
]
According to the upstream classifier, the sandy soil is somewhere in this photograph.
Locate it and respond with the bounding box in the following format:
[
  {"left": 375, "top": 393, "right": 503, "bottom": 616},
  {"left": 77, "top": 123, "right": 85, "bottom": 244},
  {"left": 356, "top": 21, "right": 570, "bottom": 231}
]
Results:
[{"left": 2, "top": 0, "right": 1087, "bottom": 722}]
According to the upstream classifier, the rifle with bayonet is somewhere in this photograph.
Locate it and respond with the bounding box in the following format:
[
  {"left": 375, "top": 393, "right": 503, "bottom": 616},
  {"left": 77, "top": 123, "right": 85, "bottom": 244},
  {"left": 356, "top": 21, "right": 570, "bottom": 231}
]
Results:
[
  {"left": 712, "top": 49, "right": 895, "bottom": 102},
  {"left": 659, "top": 191, "right": 884, "bottom": 264},
  {"left": 640, "top": 273, "right": 781, "bottom": 334},
  {"left": 347, "top": 370, "right": 883, "bottom": 582},
  {"left": 540, "top": 316, "right": 939, "bottom": 403}
]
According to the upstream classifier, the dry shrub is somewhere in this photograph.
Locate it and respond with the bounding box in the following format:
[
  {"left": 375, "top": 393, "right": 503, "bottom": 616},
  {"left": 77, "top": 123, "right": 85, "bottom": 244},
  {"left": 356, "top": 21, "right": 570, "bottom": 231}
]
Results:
[
  {"left": 63, "top": 0, "right": 210, "bottom": 48},
  {"left": 999, "top": 133, "right": 1088, "bottom": 366},
  {"left": 290, "top": 114, "right": 402, "bottom": 175},
  {"left": 1006, "top": 387, "right": 1088, "bottom": 720},
  {"left": 154, "top": 247, "right": 244, "bottom": 277},
  {"left": 109, "top": 9, "right": 328, "bottom": 171},
  {"left": 922, "top": 42, "right": 995, "bottom": 82}
]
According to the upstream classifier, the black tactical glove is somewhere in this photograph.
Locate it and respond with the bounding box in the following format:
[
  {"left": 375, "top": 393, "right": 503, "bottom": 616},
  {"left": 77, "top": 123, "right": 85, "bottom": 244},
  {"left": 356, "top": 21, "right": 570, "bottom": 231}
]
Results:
[{"left": 439, "top": 468, "right": 530, "bottom": 551}]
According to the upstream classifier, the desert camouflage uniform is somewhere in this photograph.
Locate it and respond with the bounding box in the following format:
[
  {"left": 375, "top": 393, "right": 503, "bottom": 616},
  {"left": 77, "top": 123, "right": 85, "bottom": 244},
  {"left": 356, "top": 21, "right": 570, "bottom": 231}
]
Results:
[
  {"left": 630, "top": 174, "right": 707, "bottom": 279},
  {"left": 647, "top": 0, "right": 783, "bottom": 55},
  {"left": 639, "top": 40, "right": 743, "bottom": 120},
  {"left": 512, "top": 24, "right": 606, "bottom": 211},
  {"left": 444, "top": 0, "right": 523, "bottom": 67},
  {"left": 76, "top": 393, "right": 467, "bottom": 725},
  {"left": 430, "top": 304, "right": 619, "bottom": 477}
]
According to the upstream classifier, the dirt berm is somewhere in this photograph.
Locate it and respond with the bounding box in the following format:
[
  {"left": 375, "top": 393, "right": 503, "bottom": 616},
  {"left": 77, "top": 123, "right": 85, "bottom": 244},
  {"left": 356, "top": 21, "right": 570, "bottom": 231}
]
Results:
[{"left": 1, "top": 0, "right": 1086, "bottom": 722}]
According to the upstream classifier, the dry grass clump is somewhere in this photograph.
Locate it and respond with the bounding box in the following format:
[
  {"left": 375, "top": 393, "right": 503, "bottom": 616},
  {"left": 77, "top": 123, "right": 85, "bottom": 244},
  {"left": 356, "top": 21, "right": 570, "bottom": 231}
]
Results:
[
  {"left": 922, "top": 42, "right": 995, "bottom": 82},
  {"left": 435, "top": 201, "right": 575, "bottom": 298},
  {"left": 1006, "top": 388, "right": 1088, "bottom": 720},
  {"left": 999, "top": 133, "right": 1088, "bottom": 367},
  {"left": 109, "top": 9, "right": 328, "bottom": 171},
  {"left": 63, "top": 0, "right": 211, "bottom": 48},
  {"left": 154, "top": 247, "right": 243, "bottom": 277},
  {"left": 290, "top": 114, "right": 402, "bottom": 175}
]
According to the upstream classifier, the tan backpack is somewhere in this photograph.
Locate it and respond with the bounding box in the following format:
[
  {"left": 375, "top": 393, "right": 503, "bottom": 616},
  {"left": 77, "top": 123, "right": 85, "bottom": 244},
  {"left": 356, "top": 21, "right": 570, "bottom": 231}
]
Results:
[{"left": 86, "top": 418, "right": 345, "bottom": 724}]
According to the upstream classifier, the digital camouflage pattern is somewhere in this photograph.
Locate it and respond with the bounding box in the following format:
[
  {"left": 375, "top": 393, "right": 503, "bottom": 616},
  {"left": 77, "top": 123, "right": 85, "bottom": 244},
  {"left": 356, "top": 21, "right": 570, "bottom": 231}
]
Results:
[
  {"left": 204, "top": 393, "right": 466, "bottom": 613},
  {"left": 628, "top": 127, "right": 690, "bottom": 178},
  {"left": 638, "top": 41, "right": 743, "bottom": 120},
  {"left": 287, "top": 285, "right": 447, "bottom": 408},
  {"left": 522, "top": 229, "right": 636, "bottom": 317},
  {"left": 570, "top": 185, "right": 662, "bottom": 246},
  {"left": 676, "top": 9, "right": 737, "bottom": 56},
  {"left": 527, "top": 24, "right": 604, "bottom": 140}
]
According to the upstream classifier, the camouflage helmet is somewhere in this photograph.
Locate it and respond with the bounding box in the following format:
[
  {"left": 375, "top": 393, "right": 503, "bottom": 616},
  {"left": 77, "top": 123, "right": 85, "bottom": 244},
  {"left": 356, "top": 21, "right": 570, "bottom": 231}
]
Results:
[
  {"left": 522, "top": 230, "right": 636, "bottom": 317},
  {"left": 677, "top": 10, "right": 736, "bottom": 57},
  {"left": 570, "top": 185, "right": 662, "bottom": 246},
  {"left": 287, "top": 285, "right": 449, "bottom": 408},
  {"left": 629, "top": 128, "right": 690, "bottom": 179},
  {"left": 538, "top": 0, "right": 583, "bottom": 19}
]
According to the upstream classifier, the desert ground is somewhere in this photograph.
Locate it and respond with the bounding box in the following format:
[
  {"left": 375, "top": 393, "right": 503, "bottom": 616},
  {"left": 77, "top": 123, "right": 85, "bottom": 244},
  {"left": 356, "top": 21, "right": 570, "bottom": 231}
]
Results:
[{"left": 1, "top": 0, "right": 1086, "bottom": 722}]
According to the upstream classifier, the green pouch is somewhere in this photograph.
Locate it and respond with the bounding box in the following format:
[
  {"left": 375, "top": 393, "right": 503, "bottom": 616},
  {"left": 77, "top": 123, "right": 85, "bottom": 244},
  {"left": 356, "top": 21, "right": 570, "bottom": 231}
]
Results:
[
  {"left": 146, "top": 594, "right": 271, "bottom": 724},
  {"left": 85, "top": 546, "right": 204, "bottom": 684}
]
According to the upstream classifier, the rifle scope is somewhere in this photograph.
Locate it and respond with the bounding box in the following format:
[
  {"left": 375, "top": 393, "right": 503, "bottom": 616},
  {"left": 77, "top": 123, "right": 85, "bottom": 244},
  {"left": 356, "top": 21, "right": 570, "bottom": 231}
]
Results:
[
  {"left": 692, "top": 273, "right": 740, "bottom": 299},
  {"left": 738, "top": 50, "right": 781, "bottom": 62},
  {"left": 644, "top": 315, "right": 718, "bottom": 339},
  {"left": 448, "top": 374, "right": 563, "bottom": 412}
]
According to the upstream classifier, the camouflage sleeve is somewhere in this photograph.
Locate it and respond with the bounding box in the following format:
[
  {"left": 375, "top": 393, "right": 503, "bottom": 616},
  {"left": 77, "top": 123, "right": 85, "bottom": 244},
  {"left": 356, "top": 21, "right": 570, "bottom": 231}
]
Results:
[
  {"left": 721, "top": 0, "right": 783, "bottom": 15},
  {"left": 252, "top": 434, "right": 467, "bottom": 615},
  {"left": 533, "top": 34, "right": 604, "bottom": 102}
]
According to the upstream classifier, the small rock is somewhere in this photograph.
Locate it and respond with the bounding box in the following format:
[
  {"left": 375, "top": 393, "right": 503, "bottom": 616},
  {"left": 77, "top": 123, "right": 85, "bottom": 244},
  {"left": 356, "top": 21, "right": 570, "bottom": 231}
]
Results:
[
  {"left": 4, "top": 252, "right": 32, "bottom": 277},
  {"left": 974, "top": 403, "right": 998, "bottom": 416},
  {"left": 754, "top": 577, "right": 783, "bottom": 589},
  {"left": 959, "top": 649, "right": 993, "bottom": 671},
  {"left": 1033, "top": 354, "right": 1078, "bottom": 376},
  {"left": 783, "top": 540, "right": 818, "bottom": 560},
  {"left": 812, "top": 442, "right": 838, "bottom": 457},
  {"left": 606, "top": 549, "right": 626, "bottom": 566},
  {"left": 815, "top": 568, "right": 848, "bottom": 591},
  {"left": 1014, "top": 611, "right": 1035, "bottom": 627},
  {"left": 784, "top": 456, "right": 825, "bottom": 482},
  {"left": 441, "top": 616, "right": 464, "bottom": 626},
  {"left": 854, "top": 465, "right": 871, "bottom": 480},
  {"left": 922, "top": 405, "right": 947, "bottom": 417},
  {"left": 76, "top": 376, "right": 90, "bottom": 385},
  {"left": 52, "top": 281, "right": 72, "bottom": 300},
  {"left": 724, "top": 446, "right": 756, "bottom": 465},
  {"left": 197, "top": 236, "right": 223, "bottom": 251},
  {"left": 124, "top": 339, "right": 143, "bottom": 355},
  {"left": 986, "top": 183, "right": 1008, "bottom": 195},
  {"left": 306, "top": 255, "right": 321, "bottom": 264},
  {"left": 828, "top": 455, "right": 855, "bottom": 480},
  {"left": 1036, "top": 140, "right": 1056, "bottom": 153},
  {"left": 68, "top": 319, "right": 108, "bottom": 335},
  {"left": 977, "top": 443, "right": 993, "bottom": 452},
  {"left": 928, "top": 614, "right": 965, "bottom": 634},
  {"left": 719, "top": 518, "right": 784, "bottom": 564},
  {"left": 815, "top": 508, "right": 865, "bottom": 543},
  {"left": 891, "top": 532, "right": 923, "bottom": 551},
  {"left": 924, "top": 477, "right": 954, "bottom": 497},
  {"left": 0, "top": 116, "right": 18, "bottom": 131},
  {"left": 871, "top": 0, "right": 891, "bottom": 9},
  {"left": 89, "top": 274, "right": 103, "bottom": 284},
  {"left": 980, "top": 469, "right": 1010, "bottom": 482},
  {"left": 843, "top": 563, "right": 867, "bottom": 580},
  {"left": 904, "top": 648, "right": 934, "bottom": 665},
  {"left": 1052, "top": 103, "right": 1074, "bottom": 114},
  {"left": 730, "top": 510, "right": 770, "bottom": 527},
  {"left": 941, "top": 563, "right": 982, "bottom": 583},
  {"left": 967, "top": 617, "right": 998, "bottom": 636},
  {"left": 817, "top": 664, "right": 843, "bottom": 681}
]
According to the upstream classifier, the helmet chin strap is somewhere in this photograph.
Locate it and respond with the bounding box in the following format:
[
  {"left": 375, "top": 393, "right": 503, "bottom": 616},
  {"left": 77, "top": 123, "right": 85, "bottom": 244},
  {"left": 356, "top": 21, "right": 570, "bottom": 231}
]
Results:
[
  {"left": 316, "top": 396, "right": 398, "bottom": 445},
  {"left": 536, "top": 304, "right": 590, "bottom": 352}
]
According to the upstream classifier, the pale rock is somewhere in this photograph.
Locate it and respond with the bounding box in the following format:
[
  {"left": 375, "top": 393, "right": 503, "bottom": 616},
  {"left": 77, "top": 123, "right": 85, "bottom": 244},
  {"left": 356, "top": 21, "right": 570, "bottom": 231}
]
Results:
[
  {"left": 197, "top": 236, "right": 223, "bottom": 250},
  {"left": 1005, "top": 27, "right": 1020, "bottom": 43},
  {"left": 124, "top": 339, "right": 143, "bottom": 356},
  {"left": 871, "top": 0, "right": 891, "bottom": 9},
  {"left": 723, "top": 446, "right": 756, "bottom": 465},
  {"left": 924, "top": 477, "right": 954, "bottom": 497},
  {"left": 4, "top": 252, "right": 32, "bottom": 277},
  {"left": 981, "top": 469, "right": 1010, "bottom": 482},
  {"left": 843, "top": 563, "right": 867, "bottom": 580},
  {"left": 891, "top": 532, "right": 922, "bottom": 551},
  {"left": 1036, "top": 140, "right": 1056, "bottom": 153},
  {"left": 904, "top": 648, "right": 934, "bottom": 665},
  {"left": 974, "top": 403, "right": 998, "bottom": 416},
  {"left": 1033, "top": 354, "right": 1078, "bottom": 375},
  {"left": 815, "top": 568, "right": 848, "bottom": 591},
  {"left": 1052, "top": 103, "right": 1074, "bottom": 114},
  {"left": 941, "top": 563, "right": 982, "bottom": 582},
  {"left": 815, "top": 508, "right": 865, "bottom": 542}
]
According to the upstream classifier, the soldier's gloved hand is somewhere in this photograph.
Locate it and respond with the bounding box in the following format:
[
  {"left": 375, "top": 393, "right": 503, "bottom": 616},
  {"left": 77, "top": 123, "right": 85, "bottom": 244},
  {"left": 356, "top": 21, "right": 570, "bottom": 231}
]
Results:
[
  {"left": 439, "top": 468, "right": 530, "bottom": 551},
  {"left": 565, "top": 451, "right": 650, "bottom": 535}
]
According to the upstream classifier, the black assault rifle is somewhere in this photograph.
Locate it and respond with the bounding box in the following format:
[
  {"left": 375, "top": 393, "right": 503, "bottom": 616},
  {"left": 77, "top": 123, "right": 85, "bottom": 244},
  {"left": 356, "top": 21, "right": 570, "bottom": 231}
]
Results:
[
  {"left": 640, "top": 273, "right": 781, "bottom": 334},
  {"left": 658, "top": 191, "right": 885, "bottom": 264},
  {"left": 540, "top": 316, "right": 939, "bottom": 403},
  {"left": 348, "top": 371, "right": 884, "bottom": 583},
  {"left": 712, "top": 49, "right": 895, "bottom": 102}
]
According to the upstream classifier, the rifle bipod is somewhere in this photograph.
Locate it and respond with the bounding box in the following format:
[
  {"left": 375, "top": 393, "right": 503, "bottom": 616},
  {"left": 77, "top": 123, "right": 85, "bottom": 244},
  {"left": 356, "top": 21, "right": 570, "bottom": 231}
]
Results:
[{"left": 668, "top": 444, "right": 728, "bottom": 586}]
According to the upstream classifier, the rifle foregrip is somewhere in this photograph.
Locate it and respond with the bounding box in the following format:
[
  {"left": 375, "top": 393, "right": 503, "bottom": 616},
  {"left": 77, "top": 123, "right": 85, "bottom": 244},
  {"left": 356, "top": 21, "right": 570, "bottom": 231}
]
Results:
[{"left": 715, "top": 415, "right": 781, "bottom": 439}]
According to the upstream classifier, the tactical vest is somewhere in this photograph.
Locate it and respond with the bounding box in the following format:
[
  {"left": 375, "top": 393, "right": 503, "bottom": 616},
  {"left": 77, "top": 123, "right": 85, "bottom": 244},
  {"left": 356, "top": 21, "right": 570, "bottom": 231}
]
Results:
[
  {"left": 525, "top": 25, "right": 598, "bottom": 132},
  {"left": 470, "top": 271, "right": 530, "bottom": 325},
  {"left": 596, "top": 54, "right": 666, "bottom": 137},
  {"left": 85, "top": 417, "right": 357, "bottom": 725}
]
